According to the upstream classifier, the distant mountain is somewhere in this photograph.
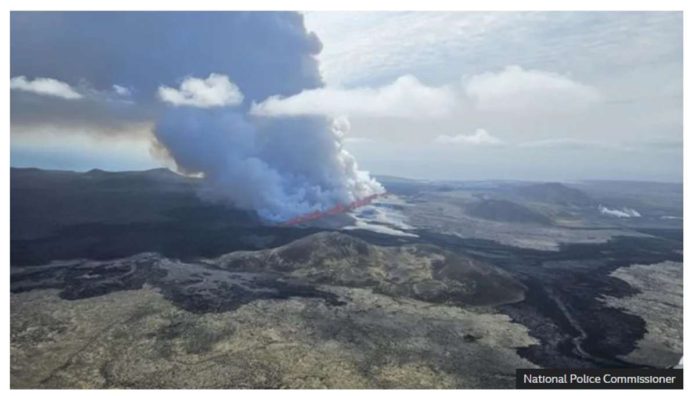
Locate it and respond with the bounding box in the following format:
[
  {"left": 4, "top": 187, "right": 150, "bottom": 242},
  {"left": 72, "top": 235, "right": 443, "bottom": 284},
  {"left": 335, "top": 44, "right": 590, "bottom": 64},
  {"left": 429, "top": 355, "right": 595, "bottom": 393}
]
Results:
[
  {"left": 11, "top": 167, "right": 225, "bottom": 240},
  {"left": 514, "top": 182, "right": 595, "bottom": 207},
  {"left": 465, "top": 199, "right": 551, "bottom": 225},
  {"left": 374, "top": 174, "right": 430, "bottom": 196},
  {"left": 12, "top": 167, "right": 190, "bottom": 188}
]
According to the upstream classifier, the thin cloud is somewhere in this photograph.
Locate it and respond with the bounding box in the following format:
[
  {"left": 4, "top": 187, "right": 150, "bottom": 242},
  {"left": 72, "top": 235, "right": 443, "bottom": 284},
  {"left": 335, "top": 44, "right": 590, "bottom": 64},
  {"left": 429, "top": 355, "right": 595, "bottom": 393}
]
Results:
[
  {"left": 464, "top": 65, "right": 600, "bottom": 114},
  {"left": 10, "top": 76, "right": 82, "bottom": 100},
  {"left": 305, "top": 12, "right": 681, "bottom": 88},
  {"left": 158, "top": 73, "right": 244, "bottom": 108},
  {"left": 434, "top": 128, "right": 503, "bottom": 145},
  {"left": 251, "top": 75, "right": 456, "bottom": 119},
  {"left": 518, "top": 138, "right": 633, "bottom": 151},
  {"left": 344, "top": 137, "right": 375, "bottom": 144},
  {"left": 112, "top": 84, "right": 131, "bottom": 96}
]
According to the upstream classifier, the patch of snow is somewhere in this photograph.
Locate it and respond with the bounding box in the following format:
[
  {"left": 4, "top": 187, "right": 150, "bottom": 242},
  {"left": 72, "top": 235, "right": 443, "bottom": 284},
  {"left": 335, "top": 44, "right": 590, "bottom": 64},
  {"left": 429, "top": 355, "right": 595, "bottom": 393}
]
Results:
[
  {"left": 660, "top": 215, "right": 682, "bottom": 220},
  {"left": 599, "top": 205, "right": 641, "bottom": 218}
]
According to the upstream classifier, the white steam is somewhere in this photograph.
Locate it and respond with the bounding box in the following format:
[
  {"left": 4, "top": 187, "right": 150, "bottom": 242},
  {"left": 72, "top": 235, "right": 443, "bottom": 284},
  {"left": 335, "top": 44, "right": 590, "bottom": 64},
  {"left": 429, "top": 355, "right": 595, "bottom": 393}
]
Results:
[{"left": 154, "top": 100, "right": 383, "bottom": 221}]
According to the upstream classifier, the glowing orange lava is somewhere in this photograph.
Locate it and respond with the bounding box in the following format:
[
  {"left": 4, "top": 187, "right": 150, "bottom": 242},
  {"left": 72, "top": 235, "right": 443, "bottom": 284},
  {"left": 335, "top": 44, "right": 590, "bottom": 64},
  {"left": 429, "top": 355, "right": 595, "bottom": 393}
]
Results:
[{"left": 282, "top": 193, "right": 387, "bottom": 226}]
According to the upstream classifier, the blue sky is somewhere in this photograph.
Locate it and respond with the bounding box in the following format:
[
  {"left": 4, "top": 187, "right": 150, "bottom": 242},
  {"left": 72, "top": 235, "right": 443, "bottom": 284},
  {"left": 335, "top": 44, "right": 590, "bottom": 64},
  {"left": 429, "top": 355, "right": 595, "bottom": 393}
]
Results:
[{"left": 11, "top": 11, "right": 683, "bottom": 181}]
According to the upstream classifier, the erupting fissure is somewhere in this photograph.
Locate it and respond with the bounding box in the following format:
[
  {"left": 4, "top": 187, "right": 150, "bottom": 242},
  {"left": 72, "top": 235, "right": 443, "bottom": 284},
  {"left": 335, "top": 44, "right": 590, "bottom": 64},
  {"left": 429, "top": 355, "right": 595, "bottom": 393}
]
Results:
[{"left": 281, "top": 193, "right": 388, "bottom": 226}]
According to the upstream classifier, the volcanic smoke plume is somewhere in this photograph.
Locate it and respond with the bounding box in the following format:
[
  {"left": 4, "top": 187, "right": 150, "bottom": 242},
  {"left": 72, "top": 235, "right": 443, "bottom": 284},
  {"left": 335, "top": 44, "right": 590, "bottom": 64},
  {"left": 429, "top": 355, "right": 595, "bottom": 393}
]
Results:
[
  {"left": 10, "top": 12, "right": 383, "bottom": 221},
  {"left": 149, "top": 14, "right": 383, "bottom": 222},
  {"left": 155, "top": 110, "right": 383, "bottom": 221}
]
